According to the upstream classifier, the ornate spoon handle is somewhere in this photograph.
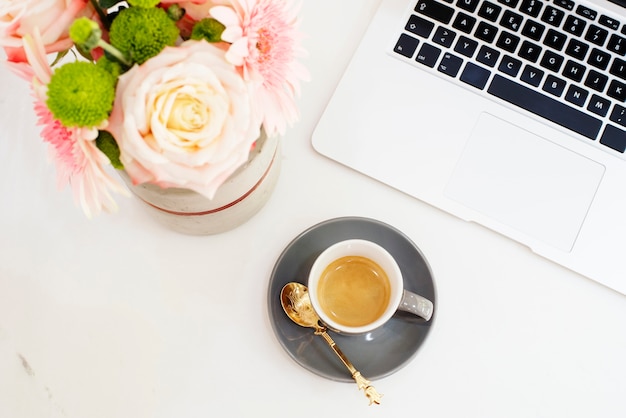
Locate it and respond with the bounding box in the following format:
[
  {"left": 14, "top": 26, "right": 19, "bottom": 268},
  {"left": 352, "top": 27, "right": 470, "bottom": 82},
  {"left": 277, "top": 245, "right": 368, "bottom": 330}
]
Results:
[{"left": 315, "top": 328, "right": 383, "bottom": 405}]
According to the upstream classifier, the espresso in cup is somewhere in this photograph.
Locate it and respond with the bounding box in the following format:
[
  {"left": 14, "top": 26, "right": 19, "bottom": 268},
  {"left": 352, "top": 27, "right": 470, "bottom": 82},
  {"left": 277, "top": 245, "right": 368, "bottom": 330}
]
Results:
[
  {"left": 317, "top": 255, "right": 391, "bottom": 327},
  {"left": 308, "top": 239, "right": 433, "bottom": 334}
]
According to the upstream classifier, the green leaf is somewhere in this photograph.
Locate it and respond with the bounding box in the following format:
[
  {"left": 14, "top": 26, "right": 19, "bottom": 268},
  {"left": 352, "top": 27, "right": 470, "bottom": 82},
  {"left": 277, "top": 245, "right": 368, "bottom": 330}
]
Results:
[
  {"left": 190, "top": 18, "right": 226, "bottom": 43},
  {"left": 99, "top": 0, "right": 121, "bottom": 9},
  {"left": 96, "top": 131, "right": 123, "bottom": 169},
  {"left": 50, "top": 49, "right": 70, "bottom": 67}
]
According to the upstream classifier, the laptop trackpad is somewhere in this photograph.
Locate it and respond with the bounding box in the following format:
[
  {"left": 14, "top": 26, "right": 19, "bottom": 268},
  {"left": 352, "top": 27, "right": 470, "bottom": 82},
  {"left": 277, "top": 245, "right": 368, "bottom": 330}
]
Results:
[{"left": 444, "top": 113, "right": 605, "bottom": 251}]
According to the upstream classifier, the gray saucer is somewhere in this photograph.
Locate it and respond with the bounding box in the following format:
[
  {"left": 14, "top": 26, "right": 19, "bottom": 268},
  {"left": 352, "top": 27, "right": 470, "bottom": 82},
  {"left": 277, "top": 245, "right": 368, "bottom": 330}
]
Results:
[{"left": 267, "top": 217, "right": 436, "bottom": 382}]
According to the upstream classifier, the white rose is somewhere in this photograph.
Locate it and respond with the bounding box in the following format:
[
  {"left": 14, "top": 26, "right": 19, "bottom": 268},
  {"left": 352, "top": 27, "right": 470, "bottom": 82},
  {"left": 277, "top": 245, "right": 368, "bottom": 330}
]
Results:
[{"left": 108, "top": 40, "right": 261, "bottom": 199}]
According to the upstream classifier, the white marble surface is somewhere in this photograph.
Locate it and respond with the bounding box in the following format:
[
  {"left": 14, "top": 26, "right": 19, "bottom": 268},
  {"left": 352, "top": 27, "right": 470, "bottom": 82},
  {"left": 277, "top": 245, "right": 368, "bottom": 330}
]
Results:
[{"left": 1, "top": 1, "right": 625, "bottom": 417}]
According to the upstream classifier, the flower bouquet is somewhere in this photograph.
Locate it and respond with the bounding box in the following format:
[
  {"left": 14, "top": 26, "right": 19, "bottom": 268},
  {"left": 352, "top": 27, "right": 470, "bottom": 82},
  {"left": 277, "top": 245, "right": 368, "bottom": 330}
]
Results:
[{"left": 0, "top": 0, "right": 307, "bottom": 219}]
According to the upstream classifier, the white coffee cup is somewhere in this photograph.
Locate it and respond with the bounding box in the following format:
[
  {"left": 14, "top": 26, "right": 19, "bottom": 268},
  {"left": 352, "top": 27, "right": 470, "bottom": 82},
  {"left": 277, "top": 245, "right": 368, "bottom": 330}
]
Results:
[{"left": 308, "top": 239, "right": 434, "bottom": 334}]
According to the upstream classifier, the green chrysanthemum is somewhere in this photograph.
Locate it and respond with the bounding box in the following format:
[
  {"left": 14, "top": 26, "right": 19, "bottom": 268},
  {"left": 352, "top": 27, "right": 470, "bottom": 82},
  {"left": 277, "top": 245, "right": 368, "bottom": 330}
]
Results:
[
  {"left": 96, "top": 131, "right": 123, "bottom": 169},
  {"left": 69, "top": 17, "right": 101, "bottom": 50},
  {"left": 46, "top": 62, "right": 115, "bottom": 128},
  {"left": 127, "top": 0, "right": 160, "bottom": 7},
  {"left": 109, "top": 7, "right": 179, "bottom": 65},
  {"left": 191, "top": 18, "right": 226, "bottom": 43},
  {"left": 96, "top": 55, "right": 123, "bottom": 79},
  {"left": 166, "top": 4, "right": 185, "bottom": 22}
]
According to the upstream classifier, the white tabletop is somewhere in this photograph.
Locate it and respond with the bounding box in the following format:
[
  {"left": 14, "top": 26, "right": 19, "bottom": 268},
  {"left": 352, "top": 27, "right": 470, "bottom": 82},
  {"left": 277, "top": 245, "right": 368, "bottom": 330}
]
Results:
[{"left": 1, "top": 1, "right": 625, "bottom": 417}]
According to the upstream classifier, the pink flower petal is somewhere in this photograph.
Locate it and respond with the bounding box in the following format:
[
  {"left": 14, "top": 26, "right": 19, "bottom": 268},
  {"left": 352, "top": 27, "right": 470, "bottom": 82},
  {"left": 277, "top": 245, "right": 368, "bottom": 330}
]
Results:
[{"left": 210, "top": 0, "right": 309, "bottom": 136}]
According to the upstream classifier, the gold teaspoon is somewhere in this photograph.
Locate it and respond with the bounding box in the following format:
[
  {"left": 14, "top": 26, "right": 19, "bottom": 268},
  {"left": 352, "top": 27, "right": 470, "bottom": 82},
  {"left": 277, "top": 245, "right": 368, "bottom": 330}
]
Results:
[{"left": 280, "top": 282, "right": 383, "bottom": 405}]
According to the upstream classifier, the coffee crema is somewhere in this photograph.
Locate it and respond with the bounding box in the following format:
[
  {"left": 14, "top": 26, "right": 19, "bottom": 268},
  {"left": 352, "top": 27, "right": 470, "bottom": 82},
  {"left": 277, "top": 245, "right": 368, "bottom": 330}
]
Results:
[{"left": 316, "top": 255, "right": 391, "bottom": 327}]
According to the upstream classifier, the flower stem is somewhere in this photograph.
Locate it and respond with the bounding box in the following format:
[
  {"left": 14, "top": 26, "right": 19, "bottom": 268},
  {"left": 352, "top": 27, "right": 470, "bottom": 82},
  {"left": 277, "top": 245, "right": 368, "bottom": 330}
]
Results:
[{"left": 97, "top": 39, "right": 132, "bottom": 67}]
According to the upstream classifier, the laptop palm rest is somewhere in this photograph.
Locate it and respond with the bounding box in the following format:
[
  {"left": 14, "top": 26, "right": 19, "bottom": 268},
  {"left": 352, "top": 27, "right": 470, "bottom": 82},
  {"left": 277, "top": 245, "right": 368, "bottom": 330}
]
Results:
[{"left": 444, "top": 113, "right": 605, "bottom": 252}]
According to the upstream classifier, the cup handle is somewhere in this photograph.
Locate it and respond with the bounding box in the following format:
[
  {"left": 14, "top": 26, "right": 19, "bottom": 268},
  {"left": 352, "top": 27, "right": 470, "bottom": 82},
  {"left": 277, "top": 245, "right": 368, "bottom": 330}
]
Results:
[{"left": 398, "top": 290, "right": 434, "bottom": 321}]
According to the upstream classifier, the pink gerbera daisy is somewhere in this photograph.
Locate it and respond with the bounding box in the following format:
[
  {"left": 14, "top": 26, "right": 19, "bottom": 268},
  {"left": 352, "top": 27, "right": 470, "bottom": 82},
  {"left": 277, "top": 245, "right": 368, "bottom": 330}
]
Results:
[
  {"left": 14, "top": 32, "right": 128, "bottom": 218},
  {"left": 211, "top": 0, "right": 309, "bottom": 136},
  {"left": 34, "top": 101, "right": 127, "bottom": 218}
]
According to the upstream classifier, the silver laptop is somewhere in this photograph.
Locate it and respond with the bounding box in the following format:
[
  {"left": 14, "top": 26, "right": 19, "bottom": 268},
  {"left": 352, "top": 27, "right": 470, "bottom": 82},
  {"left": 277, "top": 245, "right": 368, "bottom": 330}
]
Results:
[{"left": 312, "top": 0, "right": 626, "bottom": 294}]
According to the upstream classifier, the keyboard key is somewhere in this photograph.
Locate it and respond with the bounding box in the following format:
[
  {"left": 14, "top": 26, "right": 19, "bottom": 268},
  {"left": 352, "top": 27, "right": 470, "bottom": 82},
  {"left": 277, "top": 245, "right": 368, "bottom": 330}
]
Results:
[
  {"left": 576, "top": 5, "right": 597, "bottom": 20},
  {"left": 522, "top": 19, "right": 545, "bottom": 41},
  {"left": 588, "top": 48, "right": 610, "bottom": 70},
  {"left": 553, "top": 0, "right": 574, "bottom": 11},
  {"left": 453, "top": 12, "right": 477, "bottom": 33},
  {"left": 599, "top": 15, "right": 621, "bottom": 31},
  {"left": 565, "top": 84, "right": 589, "bottom": 106},
  {"left": 478, "top": 1, "right": 502, "bottom": 21},
  {"left": 584, "top": 69, "right": 608, "bottom": 92},
  {"left": 438, "top": 52, "right": 464, "bottom": 76},
  {"left": 496, "top": 31, "right": 520, "bottom": 52},
  {"left": 394, "top": 34, "right": 420, "bottom": 58},
  {"left": 476, "top": 44, "right": 501, "bottom": 66},
  {"left": 540, "top": 50, "right": 564, "bottom": 71},
  {"left": 607, "top": 34, "right": 626, "bottom": 56},
  {"left": 610, "top": 58, "right": 626, "bottom": 80},
  {"left": 433, "top": 26, "right": 457, "bottom": 47},
  {"left": 520, "top": 64, "right": 545, "bottom": 86},
  {"left": 406, "top": 15, "right": 435, "bottom": 38},
  {"left": 520, "top": 0, "right": 543, "bottom": 18},
  {"left": 562, "top": 59, "right": 586, "bottom": 82},
  {"left": 585, "top": 25, "right": 609, "bottom": 46},
  {"left": 415, "top": 0, "right": 455, "bottom": 25},
  {"left": 609, "top": 104, "right": 626, "bottom": 127},
  {"left": 498, "top": 0, "right": 520, "bottom": 8},
  {"left": 475, "top": 21, "right": 499, "bottom": 43},
  {"left": 457, "top": 0, "right": 481, "bottom": 13},
  {"left": 543, "top": 74, "right": 566, "bottom": 96},
  {"left": 460, "top": 62, "right": 492, "bottom": 89},
  {"left": 565, "top": 38, "right": 589, "bottom": 60},
  {"left": 607, "top": 79, "right": 626, "bottom": 101},
  {"left": 543, "top": 29, "right": 567, "bottom": 50},
  {"left": 541, "top": 6, "right": 565, "bottom": 27},
  {"left": 416, "top": 43, "right": 442, "bottom": 67},
  {"left": 454, "top": 35, "right": 479, "bottom": 57},
  {"left": 487, "top": 74, "right": 603, "bottom": 139},
  {"left": 501, "top": 10, "right": 523, "bottom": 31},
  {"left": 600, "top": 125, "right": 626, "bottom": 152},
  {"left": 518, "top": 40, "right": 542, "bottom": 62},
  {"left": 563, "top": 15, "right": 586, "bottom": 36},
  {"left": 587, "top": 94, "right": 611, "bottom": 117},
  {"left": 499, "top": 54, "right": 523, "bottom": 76}
]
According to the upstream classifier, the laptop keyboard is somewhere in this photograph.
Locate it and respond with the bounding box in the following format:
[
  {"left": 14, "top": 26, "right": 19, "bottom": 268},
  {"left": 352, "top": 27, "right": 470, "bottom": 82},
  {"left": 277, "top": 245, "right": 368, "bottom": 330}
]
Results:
[{"left": 393, "top": 0, "right": 626, "bottom": 154}]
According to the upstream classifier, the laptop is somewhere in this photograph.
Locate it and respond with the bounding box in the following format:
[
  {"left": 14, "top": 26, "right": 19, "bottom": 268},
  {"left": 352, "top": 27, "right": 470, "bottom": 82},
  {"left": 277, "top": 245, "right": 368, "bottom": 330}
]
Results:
[{"left": 312, "top": 0, "right": 626, "bottom": 295}]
